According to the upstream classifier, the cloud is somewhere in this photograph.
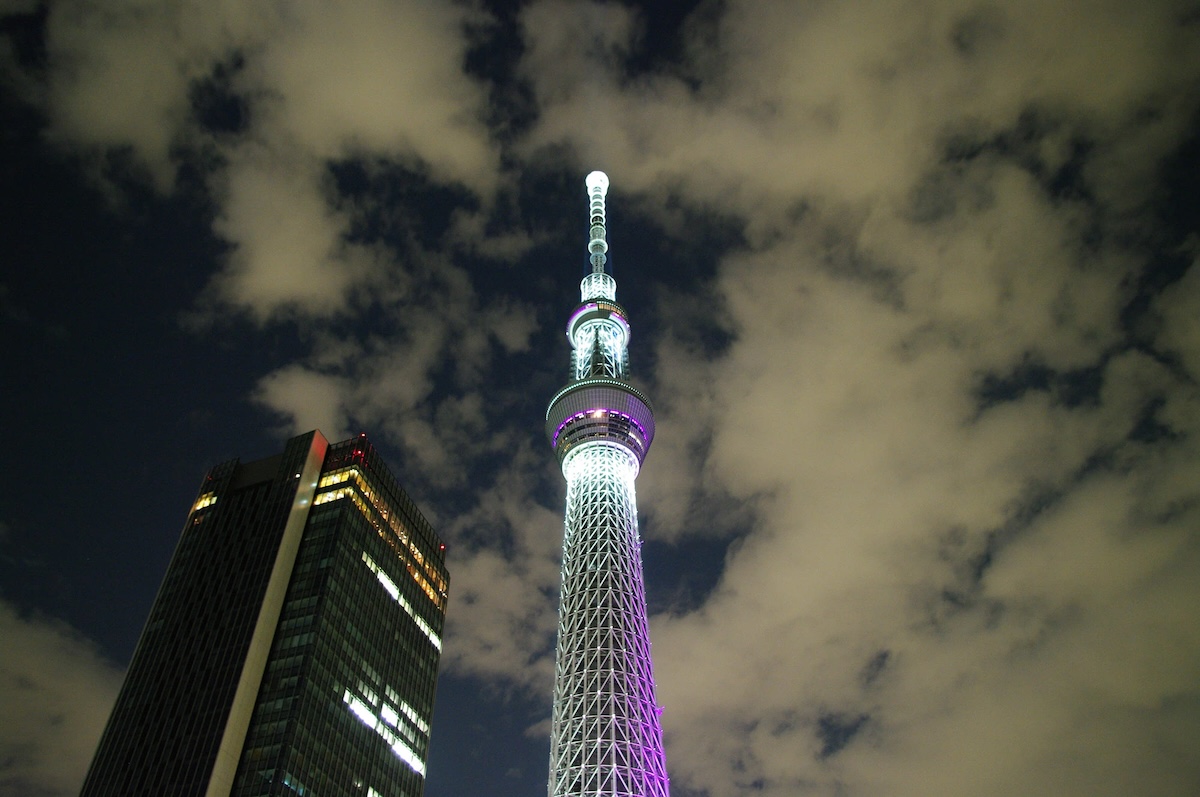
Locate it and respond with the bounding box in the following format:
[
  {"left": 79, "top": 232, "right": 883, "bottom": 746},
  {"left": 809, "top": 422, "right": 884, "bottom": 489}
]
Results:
[
  {"left": 249, "top": 243, "right": 541, "bottom": 481},
  {"left": 438, "top": 463, "right": 564, "bottom": 691},
  {"left": 520, "top": 0, "right": 1198, "bottom": 223},
  {"left": 0, "top": 0, "right": 38, "bottom": 14},
  {"left": 253, "top": 362, "right": 350, "bottom": 440},
  {"left": 243, "top": 0, "right": 496, "bottom": 189},
  {"left": 7, "top": 0, "right": 1200, "bottom": 794},
  {"left": 1157, "top": 254, "right": 1200, "bottom": 379},
  {"left": 0, "top": 602, "right": 123, "bottom": 797},
  {"left": 207, "top": 146, "right": 376, "bottom": 320},
  {"left": 517, "top": 1, "right": 1200, "bottom": 794},
  {"left": 8, "top": 3, "right": 555, "bottom": 769},
  {"left": 33, "top": 0, "right": 501, "bottom": 322},
  {"left": 446, "top": 208, "right": 542, "bottom": 266}
]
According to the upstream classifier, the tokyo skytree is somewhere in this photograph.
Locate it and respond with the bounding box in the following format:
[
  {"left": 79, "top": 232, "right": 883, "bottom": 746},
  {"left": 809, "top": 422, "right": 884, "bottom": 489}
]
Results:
[{"left": 544, "top": 171, "right": 670, "bottom": 797}]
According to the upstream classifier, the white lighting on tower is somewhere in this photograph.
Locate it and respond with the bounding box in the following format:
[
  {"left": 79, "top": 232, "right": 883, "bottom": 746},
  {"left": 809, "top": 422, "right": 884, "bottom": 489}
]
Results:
[
  {"left": 544, "top": 171, "right": 670, "bottom": 797},
  {"left": 585, "top": 170, "right": 609, "bottom": 195}
]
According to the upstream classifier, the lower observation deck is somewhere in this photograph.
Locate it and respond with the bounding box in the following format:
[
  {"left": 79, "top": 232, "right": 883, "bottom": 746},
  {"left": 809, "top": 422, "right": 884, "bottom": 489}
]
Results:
[{"left": 545, "top": 378, "right": 655, "bottom": 467}]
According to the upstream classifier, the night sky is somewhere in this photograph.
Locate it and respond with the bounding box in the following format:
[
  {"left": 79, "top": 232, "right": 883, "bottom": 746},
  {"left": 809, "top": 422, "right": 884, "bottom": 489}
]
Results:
[{"left": 2, "top": 2, "right": 1200, "bottom": 796}]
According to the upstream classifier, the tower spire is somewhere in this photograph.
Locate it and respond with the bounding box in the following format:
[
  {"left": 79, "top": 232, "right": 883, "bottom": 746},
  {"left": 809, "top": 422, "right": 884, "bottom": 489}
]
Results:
[
  {"left": 579, "top": 171, "right": 618, "bottom": 304},
  {"left": 544, "top": 172, "right": 670, "bottom": 797},
  {"left": 585, "top": 170, "right": 609, "bottom": 274}
]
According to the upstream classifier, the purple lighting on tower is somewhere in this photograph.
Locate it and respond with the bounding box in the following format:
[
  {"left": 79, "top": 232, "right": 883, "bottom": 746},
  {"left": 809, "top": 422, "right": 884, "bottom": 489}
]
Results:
[{"left": 544, "top": 172, "right": 670, "bottom": 796}]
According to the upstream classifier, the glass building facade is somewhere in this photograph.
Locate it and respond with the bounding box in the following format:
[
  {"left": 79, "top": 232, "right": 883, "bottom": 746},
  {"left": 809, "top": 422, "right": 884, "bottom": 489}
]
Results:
[{"left": 80, "top": 431, "right": 448, "bottom": 797}]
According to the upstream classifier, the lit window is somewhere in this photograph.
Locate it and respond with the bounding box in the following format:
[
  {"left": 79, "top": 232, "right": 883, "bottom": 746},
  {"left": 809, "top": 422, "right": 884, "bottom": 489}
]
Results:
[
  {"left": 342, "top": 689, "right": 427, "bottom": 776},
  {"left": 281, "top": 772, "right": 308, "bottom": 795},
  {"left": 315, "top": 467, "right": 448, "bottom": 606},
  {"left": 192, "top": 492, "right": 217, "bottom": 512},
  {"left": 345, "top": 691, "right": 376, "bottom": 725},
  {"left": 361, "top": 553, "right": 442, "bottom": 651},
  {"left": 399, "top": 699, "right": 430, "bottom": 734}
]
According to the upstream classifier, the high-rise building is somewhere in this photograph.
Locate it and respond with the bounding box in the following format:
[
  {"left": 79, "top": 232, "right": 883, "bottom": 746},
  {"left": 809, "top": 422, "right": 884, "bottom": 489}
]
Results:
[
  {"left": 545, "top": 172, "right": 670, "bottom": 796},
  {"left": 80, "top": 431, "right": 449, "bottom": 797}
]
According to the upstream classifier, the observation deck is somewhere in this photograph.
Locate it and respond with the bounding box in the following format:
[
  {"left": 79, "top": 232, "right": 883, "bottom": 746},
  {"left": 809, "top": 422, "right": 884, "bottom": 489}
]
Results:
[{"left": 545, "top": 377, "right": 655, "bottom": 469}]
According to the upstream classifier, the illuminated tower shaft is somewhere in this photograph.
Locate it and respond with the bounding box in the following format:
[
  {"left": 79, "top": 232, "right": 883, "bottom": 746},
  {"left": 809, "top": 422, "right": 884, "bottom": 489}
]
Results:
[{"left": 545, "top": 172, "right": 669, "bottom": 797}]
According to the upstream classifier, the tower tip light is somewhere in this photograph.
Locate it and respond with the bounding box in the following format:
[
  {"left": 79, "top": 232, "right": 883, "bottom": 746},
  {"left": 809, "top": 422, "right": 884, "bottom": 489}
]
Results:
[{"left": 585, "top": 170, "right": 609, "bottom": 195}]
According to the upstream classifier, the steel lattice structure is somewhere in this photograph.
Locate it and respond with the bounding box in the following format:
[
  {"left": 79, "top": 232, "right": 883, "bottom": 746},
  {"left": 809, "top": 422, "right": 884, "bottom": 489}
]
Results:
[{"left": 545, "top": 172, "right": 670, "bottom": 797}]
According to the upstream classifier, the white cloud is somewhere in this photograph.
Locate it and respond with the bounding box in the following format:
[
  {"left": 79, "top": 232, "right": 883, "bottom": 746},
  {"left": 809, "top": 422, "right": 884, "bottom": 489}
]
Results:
[
  {"left": 42, "top": 0, "right": 272, "bottom": 188},
  {"left": 436, "top": 442, "right": 565, "bottom": 690},
  {"left": 521, "top": 0, "right": 1200, "bottom": 224},
  {"left": 0, "top": 602, "right": 123, "bottom": 797},
  {"left": 246, "top": 237, "right": 541, "bottom": 474},
  {"left": 253, "top": 363, "right": 349, "bottom": 440},
  {"left": 8, "top": 0, "right": 1200, "bottom": 794},
  {"left": 244, "top": 0, "right": 496, "bottom": 192},
  {"left": 35, "top": 0, "right": 501, "bottom": 321},
  {"left": 207, "top": 146, "right": 376, "bottom": 320},
  {"left": 517, "top": 1, "right": 1200, "bottom": 794},
  {"left": 238, "top": 3, "right": 1200, "bottom": 791},
  {"left": 1157, "top": 254, "right": 1200, "bottom": 380}
]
